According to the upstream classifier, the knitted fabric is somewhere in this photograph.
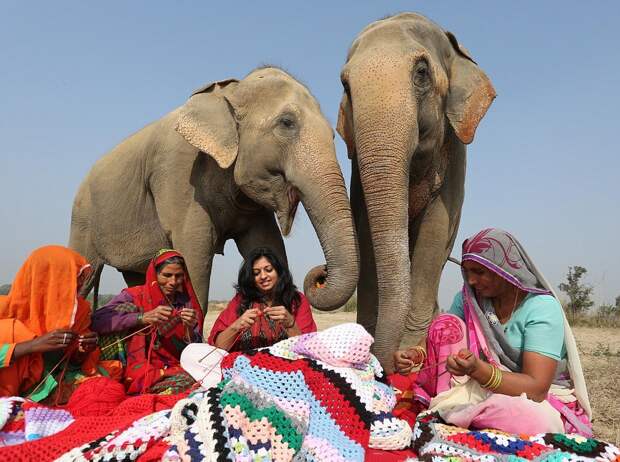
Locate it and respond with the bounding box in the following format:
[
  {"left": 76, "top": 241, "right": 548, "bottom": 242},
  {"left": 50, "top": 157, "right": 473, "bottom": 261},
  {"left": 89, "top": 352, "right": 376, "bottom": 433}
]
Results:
[
  {"left": 167, "top": 323, "right": 412, "bottom": 461},
  {"left": 0, "top": 398, "right": 74, "bottom": 446},
  {"left": 411, "top": 412, "right": 620, "bottom": 462},
  {"left": 0, "top": 392, "right": 187, "bottom": 461}
]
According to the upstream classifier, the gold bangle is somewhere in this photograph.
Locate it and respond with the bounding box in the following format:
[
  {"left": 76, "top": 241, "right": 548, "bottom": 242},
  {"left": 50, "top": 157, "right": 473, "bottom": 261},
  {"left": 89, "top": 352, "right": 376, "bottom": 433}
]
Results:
[
  {"left": 481, "top": 365, "right": 497, "bottom": 389},
  {"left": 285, "top": 318, "right": 296, "bottom": 329},
  {"left": 490, "top": 368, "right": 503, "bottom": 391},
  {"left": 411, "top": 346, "right": 427, "bottom": 366}
]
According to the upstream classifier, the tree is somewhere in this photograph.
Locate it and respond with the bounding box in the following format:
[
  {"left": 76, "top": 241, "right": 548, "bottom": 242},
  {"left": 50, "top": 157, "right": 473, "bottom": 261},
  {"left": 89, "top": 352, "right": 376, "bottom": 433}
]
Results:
[
  {"left": 558, "top": 266, "right": 594, "bottom": 321},
  {"left": 0, "top": 284, "right": 10, "bottom": 295}
]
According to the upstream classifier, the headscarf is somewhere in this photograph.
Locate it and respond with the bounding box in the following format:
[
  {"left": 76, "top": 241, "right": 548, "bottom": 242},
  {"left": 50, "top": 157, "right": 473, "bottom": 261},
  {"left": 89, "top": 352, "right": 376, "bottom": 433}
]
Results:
[
  {"left": 123, "top": 249, "right": 203, "bottom": 393},
  {"left": 459, "top": 228, "right": 591, "bottom": 419},
  {"left": 0, "top": 245, "right": 92, "bottom": 335}
]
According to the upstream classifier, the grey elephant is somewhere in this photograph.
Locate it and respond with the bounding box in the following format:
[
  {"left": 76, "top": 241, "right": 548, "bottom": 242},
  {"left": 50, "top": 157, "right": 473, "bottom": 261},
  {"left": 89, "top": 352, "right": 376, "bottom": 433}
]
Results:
[
  {"left": 336, "top": 13, "right": 496, "bottom": 370},
  {"left": 70, "top": 67, "right": 359, "bottom": 322}
]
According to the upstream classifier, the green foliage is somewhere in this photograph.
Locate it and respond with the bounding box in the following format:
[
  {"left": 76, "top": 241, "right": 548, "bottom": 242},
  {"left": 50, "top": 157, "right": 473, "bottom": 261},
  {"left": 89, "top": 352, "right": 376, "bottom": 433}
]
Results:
[
  {"left": 558, "top": 266, "right": 594, "bottom": 321},
  {"left": 342, "top": 294, "right": 358, "bottom": 312},
  {"left": 0, "top": 284, "right": 10, "bottom": 295}
]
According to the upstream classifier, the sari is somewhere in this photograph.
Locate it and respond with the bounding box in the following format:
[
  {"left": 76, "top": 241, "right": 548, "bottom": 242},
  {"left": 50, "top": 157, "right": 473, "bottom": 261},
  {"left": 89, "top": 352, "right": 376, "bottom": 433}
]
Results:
[
  {"left": 412, "top": 229, "right": 592, "bottom": 436},
  {"left": 207, "top": 292, "right": 317, "bottom": 351},
  {"left": 111, "top": 250, "right": 204, "bottom": 394},
  {"left": 0, "top": 246, "right": 102, "bottom": 401}
]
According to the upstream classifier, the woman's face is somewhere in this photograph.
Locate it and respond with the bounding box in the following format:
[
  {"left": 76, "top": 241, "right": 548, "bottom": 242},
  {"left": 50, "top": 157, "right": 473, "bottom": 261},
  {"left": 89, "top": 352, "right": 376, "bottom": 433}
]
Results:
[
  {"left": 157, "top": 263, "right": 186, "bottom": 297},
  {"left": 462, "top": 260, "right": 511, "bottom": 299},
  {"left": 252, "top": 256, "right": 279, "bottom": 295}
]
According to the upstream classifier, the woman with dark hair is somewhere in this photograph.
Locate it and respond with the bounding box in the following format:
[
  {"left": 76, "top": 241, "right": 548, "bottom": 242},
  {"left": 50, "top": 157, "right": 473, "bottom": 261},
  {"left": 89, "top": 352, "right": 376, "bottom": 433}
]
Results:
[
  {"left": 208, "top": 247, "right": 317, "bottom": 351},
  {"left": 91, "top": 249, "right": 203, "bottom": 394}
]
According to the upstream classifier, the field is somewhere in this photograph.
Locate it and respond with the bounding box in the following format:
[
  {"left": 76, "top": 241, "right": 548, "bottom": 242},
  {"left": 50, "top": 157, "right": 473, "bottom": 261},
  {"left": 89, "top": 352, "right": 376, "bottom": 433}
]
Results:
[{"left": 204, "top": 309, "right": 620, "bottom": 444}]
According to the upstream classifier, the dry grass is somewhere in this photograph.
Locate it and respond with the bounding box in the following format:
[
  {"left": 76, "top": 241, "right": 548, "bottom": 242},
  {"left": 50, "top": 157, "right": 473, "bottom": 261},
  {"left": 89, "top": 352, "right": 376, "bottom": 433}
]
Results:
[{"left": 203, "top": 309, "right": 620, "bottom": 444}]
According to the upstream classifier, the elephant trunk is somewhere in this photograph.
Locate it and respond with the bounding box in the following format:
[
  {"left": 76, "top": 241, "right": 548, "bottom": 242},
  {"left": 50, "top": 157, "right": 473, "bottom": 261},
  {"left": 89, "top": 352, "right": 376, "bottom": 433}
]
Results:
[
  {"left": 294, "top": 152, "right": 359, "bottom": 312},
  {"left": 350, "top": 61, "right": 418, "bottom": 371}
]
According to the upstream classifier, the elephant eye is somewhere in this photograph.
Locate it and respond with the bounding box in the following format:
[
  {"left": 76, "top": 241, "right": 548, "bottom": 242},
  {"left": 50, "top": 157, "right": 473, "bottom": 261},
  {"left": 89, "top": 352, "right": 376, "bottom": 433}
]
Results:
[
  {"left": 413, "top": 60, "right": 431, "bottom": 89},
  {"left": 279, "top": 116, "right": 295, "bottom": 129}
]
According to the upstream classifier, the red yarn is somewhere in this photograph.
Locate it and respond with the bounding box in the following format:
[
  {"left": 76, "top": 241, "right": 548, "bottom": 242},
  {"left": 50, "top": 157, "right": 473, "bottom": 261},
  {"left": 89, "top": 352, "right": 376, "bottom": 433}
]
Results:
[{"left": 66, "top": 377, "right": 126, "bottom": 417}]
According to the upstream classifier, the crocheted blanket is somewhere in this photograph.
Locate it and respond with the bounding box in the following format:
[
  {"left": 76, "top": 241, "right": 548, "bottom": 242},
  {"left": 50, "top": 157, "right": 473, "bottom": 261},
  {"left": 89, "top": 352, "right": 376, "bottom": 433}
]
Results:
[
  {"left": 165, "top": 323, "right": 413, "bottom": 461},
  {"left": 410, "top": 412, "right": 620, "bottom": 462}
]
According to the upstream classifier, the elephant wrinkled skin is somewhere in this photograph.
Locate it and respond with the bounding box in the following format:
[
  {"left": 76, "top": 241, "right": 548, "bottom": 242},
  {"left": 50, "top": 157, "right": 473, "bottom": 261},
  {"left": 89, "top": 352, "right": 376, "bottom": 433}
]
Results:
[
  {"left": 337, "top": 13, "right": 496, "bottom": 371},
  {"left": 70, "top": 67, "right": 359, "bottom": 329}
]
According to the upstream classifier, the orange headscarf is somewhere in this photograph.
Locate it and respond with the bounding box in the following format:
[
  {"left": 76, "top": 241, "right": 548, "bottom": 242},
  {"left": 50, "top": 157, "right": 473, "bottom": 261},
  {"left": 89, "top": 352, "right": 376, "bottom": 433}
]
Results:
[{"left": 0, "top": 245, "right": 92, "bottom": 336}]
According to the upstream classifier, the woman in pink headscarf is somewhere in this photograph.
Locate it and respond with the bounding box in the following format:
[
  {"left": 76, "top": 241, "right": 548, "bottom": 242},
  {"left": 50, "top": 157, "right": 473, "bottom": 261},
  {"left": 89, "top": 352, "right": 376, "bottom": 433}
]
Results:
[{"left": 393, "top": 228, "right": 592, "bottom": 436}]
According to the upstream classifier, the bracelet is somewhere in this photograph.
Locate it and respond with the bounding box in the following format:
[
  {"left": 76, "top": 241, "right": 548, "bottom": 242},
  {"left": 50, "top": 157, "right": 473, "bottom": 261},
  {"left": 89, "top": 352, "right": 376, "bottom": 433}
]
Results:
[
  {"left": 137, "top": 312, "right": 144, "bottom": 325},
  {"left": 285, "top": 318, "right": 296, "bottom": 329},
  {"left": 410, "top": 346, "right": 427, "bottom": 366},
  {"left": 481, "top": 365, "right": 503, "bottom": 391}
]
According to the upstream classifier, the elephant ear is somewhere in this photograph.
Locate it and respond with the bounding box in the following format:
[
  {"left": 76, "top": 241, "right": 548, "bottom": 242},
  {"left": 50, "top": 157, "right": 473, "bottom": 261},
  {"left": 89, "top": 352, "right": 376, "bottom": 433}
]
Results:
[
  {"left": 336, "top": 92, "right": 356, "bottom": 159},
  {"left": 444, "top": 31, "right": 496, "bottom": 145},
  {"left": 175, "top": 79, "right": 240, "bottom": 169}
]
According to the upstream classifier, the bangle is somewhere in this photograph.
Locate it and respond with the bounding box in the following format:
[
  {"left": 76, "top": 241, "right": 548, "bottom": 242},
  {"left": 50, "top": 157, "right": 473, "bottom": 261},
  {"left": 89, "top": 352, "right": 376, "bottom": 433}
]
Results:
[
  {"left": 481, "top": 365, "right": 503, "bottom": 391},
  {"left": 411, "top": 346, "right": 427, "bottom": 366},
  {"left": 137, "top": 312, "right": 144, "bottom": 325},
  {"left": 285, "top": 318, "right": 296, "bottom": 329}
]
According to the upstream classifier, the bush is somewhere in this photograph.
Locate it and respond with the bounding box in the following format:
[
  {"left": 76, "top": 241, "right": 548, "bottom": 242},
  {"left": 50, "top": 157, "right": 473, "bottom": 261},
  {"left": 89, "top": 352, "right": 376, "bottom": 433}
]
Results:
[
  {"left": 342, "top": 294, "right": 357, "bottom": 312},
  {"left": 0, "top": 284, "right": 10, "bottom": 295}
]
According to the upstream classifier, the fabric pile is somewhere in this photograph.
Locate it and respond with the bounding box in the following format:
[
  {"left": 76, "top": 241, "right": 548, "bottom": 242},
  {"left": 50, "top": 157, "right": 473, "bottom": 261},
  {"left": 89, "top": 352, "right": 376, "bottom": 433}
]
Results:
[
  {"left": 165, "top": 323, "right": 413, "bottom": 461},
  {"left": 410, "top": 412, "right": 620, "bottom": 462}
]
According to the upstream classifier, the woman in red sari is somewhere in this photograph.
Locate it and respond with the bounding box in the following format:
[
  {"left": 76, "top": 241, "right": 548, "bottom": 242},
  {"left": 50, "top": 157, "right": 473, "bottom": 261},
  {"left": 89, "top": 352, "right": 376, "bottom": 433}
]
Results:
[
  {"left": 208, "top": 247, "right": 316, "bottom": 351},
  {"left": 91, "top": 249, "right": 203, "bottom": 394}
]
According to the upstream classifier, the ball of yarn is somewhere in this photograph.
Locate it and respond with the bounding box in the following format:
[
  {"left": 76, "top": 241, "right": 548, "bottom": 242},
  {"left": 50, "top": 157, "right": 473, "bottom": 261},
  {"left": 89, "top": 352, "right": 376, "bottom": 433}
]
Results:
[{"left": 67, "top": 377, "right": 126, "bottom": 417}]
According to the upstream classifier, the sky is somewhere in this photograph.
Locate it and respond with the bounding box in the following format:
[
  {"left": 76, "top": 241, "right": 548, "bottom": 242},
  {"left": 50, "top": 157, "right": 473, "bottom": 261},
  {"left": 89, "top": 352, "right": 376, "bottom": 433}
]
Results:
[{"left": 1, "top": 1, "right": 618, "bottom": 309}]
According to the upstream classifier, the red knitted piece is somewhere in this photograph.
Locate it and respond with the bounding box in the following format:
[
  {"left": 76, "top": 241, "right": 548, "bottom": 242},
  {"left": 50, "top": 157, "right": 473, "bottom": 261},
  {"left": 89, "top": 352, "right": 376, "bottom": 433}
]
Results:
[
  {"left": 0, "top": 393, "right": 186, "bottom": 461},
  {"left": 66, "top": 377, "right": 127, "bottom": 417}
]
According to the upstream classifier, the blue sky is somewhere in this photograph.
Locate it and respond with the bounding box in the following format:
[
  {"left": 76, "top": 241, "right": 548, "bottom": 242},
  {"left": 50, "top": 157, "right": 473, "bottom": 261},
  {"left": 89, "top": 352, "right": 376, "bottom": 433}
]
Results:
[{"left": 1, "top": 1, "right": 618, "bottom": 308}]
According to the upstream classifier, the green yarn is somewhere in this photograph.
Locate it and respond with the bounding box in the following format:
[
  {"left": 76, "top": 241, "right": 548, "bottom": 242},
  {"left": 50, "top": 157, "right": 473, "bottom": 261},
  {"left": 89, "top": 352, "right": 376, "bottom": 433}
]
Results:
[
  {"left": 220, "top": 390, "right": 302, "bottom": 451},
  {"left": 552, "top": 434, "right": 598, "bottom": 453}
]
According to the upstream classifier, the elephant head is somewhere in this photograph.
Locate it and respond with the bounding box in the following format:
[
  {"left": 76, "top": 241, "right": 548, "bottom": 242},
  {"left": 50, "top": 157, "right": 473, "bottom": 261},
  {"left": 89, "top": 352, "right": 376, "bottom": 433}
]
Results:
[
  {"left": 337, "top": 13, "right": 495, "bottom": 367},
  {"left": 175, "top": 67, "right": 359, "bottom": 310}
]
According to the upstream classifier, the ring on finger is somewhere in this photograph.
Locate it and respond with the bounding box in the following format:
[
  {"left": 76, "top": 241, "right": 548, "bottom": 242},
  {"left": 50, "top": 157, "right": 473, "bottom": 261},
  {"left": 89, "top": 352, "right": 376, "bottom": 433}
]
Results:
[{"left": 63, "top": 333, "right": 67, "bottom": 344}]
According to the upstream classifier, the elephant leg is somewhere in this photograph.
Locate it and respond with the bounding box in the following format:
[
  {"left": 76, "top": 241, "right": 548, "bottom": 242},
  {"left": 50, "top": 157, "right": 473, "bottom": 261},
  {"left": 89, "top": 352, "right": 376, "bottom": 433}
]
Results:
[
  {"left": 122, "top": 270, "right": 146, "bottom": 287},
  {"left": 351, "top": 162, "right": 378, "bottom": 337},
  {"left": 234, "top": 213, "right": 287, "bottom": 265}
]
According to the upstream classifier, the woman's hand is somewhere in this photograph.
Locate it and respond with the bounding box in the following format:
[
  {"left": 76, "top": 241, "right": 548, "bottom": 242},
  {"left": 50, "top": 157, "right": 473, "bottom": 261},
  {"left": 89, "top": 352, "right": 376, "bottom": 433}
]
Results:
[
  {"left": 27, "top": 329, "right": 76, "bottom": 354},
  {"left": 179, "top": 307, "right": 198, "bottom": 328},
  {"left": 263, "top": 305, "right": 295, "bottom": 328},
  {"left": 231, "top": 308, "right": 260, "bottom": 332},
  {"left": 77, "top": 332, "right": 98, "bottom": 353},
  {"left": 446, "top": 348, "right": 479, "bottom": 376},
  {"left": 142, "top": 305, "right": 173, "bottom": 325},
  {"left": 393, "top": 349, "right": 414, "bottom": 374}
]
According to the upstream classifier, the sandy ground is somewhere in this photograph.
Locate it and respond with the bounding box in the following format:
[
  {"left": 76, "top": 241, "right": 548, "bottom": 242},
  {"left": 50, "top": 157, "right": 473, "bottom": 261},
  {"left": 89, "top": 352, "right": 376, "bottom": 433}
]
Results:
[{"left": 204, "top": 309, "right": 620, "bottom": 444}]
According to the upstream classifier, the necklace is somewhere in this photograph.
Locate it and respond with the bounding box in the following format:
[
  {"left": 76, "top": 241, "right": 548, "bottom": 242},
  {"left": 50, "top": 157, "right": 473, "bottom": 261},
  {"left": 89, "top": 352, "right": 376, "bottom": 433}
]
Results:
[{"left": 495, "top": 288, "right": 524, "bottom": 325}]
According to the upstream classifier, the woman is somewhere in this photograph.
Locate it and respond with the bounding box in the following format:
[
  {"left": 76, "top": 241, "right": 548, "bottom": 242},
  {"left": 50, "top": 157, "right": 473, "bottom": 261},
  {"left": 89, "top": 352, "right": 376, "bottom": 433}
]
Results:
[
  {"left": 91, "top": 249, "right": 203, "bottom": 394},
  {"left": 208, "top": 247, "right": 317, "bottom": 351},
  {"left": 0, "top": 246, "right": 100, "bottom": 401},
  {"left": 393, "top": 228, "right": 592, "bottom": 436}
]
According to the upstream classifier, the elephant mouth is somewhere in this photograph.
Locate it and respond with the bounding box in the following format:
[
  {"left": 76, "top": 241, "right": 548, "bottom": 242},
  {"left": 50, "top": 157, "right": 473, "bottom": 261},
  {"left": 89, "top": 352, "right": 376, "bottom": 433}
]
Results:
[
  {"left": 287, "top": 185, "right": 300, "bottom": 223},
  {"left": 276, "top": 184, "right": 300, "bottom": 236}
]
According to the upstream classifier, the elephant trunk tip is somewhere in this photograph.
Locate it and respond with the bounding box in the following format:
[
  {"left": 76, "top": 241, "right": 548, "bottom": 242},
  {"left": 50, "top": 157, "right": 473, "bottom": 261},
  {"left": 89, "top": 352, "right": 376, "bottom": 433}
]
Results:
[{"left": 303, "top": 264, "right": 351, "bottom": 312}]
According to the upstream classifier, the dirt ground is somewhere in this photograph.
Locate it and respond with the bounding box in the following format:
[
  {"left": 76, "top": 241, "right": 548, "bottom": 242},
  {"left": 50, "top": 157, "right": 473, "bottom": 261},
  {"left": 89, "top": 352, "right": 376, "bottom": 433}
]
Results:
[{"left": 204, "top": 309, "right": 620, "bottom": 444}]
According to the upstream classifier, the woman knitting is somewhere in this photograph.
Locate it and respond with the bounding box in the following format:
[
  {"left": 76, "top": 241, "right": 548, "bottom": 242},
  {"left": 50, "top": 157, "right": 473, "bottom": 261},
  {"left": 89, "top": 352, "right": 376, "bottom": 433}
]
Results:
[
  {"left": 393, "top": 228, "right": 592, "bottom": 436},
  {"left": 0, "top": 246, "right": 100, "bottom": 401},
  {"left": 208, "top": 247, "right": 317, "bottom": 351},
  {"left": 91, "top": 249, "right": 203, "bottom": 394}
]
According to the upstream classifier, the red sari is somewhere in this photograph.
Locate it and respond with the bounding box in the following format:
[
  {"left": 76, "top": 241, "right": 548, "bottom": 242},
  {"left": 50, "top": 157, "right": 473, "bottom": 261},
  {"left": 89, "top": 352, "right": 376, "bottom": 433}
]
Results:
[
  {"left": 207, "top": 292, "right": 317, "bottom": 351},
  {"left": 123, "top": 250, "right": 203, "bottom": 394}
]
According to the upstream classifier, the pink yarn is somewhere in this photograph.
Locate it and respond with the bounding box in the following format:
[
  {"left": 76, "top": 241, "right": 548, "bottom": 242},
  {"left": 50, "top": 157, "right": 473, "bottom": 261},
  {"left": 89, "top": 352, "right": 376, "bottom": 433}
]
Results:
[{"left": 66, "top": 377, "right": 126, "bottom": 417}]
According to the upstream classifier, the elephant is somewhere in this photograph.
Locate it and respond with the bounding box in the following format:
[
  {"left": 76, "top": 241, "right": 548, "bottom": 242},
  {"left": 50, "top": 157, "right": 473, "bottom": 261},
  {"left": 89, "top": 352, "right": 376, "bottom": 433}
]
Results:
[
  {"left": 70, "top": 66, "right": 359, "bottom": 327},
  {"left": 336, "top": 13, "right": 496, "bottom": 370}
]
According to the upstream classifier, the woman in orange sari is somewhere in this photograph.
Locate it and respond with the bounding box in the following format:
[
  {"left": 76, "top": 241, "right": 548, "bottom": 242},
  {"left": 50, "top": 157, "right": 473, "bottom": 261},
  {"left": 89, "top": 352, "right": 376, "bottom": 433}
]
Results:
[{"left": 0, "top": 245, "right": 101, "bottom": 401}]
